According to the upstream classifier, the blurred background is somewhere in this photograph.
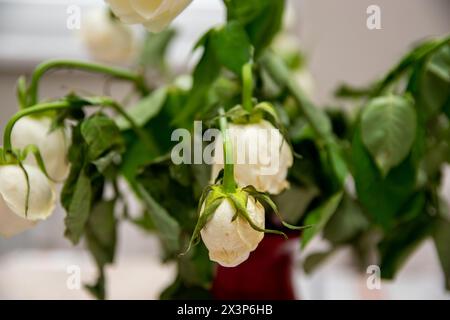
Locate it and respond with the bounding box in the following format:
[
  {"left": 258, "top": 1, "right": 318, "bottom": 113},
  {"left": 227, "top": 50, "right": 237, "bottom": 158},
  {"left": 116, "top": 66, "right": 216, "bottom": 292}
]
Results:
[{"left": 0, "top": 0, "right": 449, "bottom": 299}]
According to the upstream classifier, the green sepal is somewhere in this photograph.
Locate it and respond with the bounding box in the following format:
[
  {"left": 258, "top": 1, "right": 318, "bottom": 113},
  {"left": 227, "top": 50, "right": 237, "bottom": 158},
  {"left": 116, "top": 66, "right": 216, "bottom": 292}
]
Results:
[
  {"left": 181, "top": 186, "right": 225, "bottom": 255},
  {"left": 19, "top": 144, "right": 57, "bottom": 182},
  {"left": 17, "top": 160, "right": 31, "bottom": 218},
  {"left": 243, "top": 185, "right": 313, "bottom": 231},
  {"left": 228, "top": 192, "right": 287, "bottom": 238}
]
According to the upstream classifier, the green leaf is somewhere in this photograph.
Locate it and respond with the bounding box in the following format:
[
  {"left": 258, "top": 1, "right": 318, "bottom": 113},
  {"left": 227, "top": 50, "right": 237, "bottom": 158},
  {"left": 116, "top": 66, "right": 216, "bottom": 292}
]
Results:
[
  {"left": 160, "top": 276, "right": 212, "bottom": 300},
  {"left": 361, "top": 95, "right": 417, "bottom": 176},
  {"left": 210, "top": 21, "right": 252, "bottom": 75},
  {"left": 303, "top": 249, "right": 336, "bottom": 274},
  {"left": 136, "top": 183, "right": 181, "bottom": 254},
  {"left": 324, "top": 141, "right": 349, "bottom": 188},
  {"left": 225, "top": 0, "right": 284, "bottom": 54},
  {"left": 416, "top": 44, "right": 450, "bottom": 118},
  {"left": 179, "top": 244, "right": 213, "bottom": 287},
  {"left": 131, "top": 210, "right": 156, "bottom": 232},
  {"left": 61, "top": 124, "right": 89, "bottom": 244},
  {"left": 172, "top": 36, "right": 221, "bottom": 125},
  {"left": 85, "top": 200, "right": 117, "bottom": 268},
  {"left": 273, "top": 185, "right": 319, "bottom": 224},
  {"left": 433, "top": 218, "right": 450, "bottom": 290},
  {"left": 323, "top": 194, "right": 369, "bottom": 244},
  {"left": 115, "top": 87, "right": 167, "bottom": 130},
  {"left": 85, "top": 272, "right": 106, "bottom": 300},
  {"left": 301, "top": 192, "right": 343, "bottom": 248},
  {"left": 225, "top": 0, "right": 272, "bottom": 24},
  {"left": 351, "top": 124, "right": 417, "bottom": 228},
  {"left": 63, "top": 169, "right": 92, "bottom": 244},
  {"left": 379, "top": 215, "right": 431, "bottom": 279},
  {"left": 139, "top": 29, "right": 176, "bottom": 69},
  {"left": 373, "top": 37, "right": 450, "bottom": 96},
  {"left": 81, "top": 114, "right": 124, "bottom": 161},
  {"left": 244, "top": 0, "right": 284, "bottom": 55}
]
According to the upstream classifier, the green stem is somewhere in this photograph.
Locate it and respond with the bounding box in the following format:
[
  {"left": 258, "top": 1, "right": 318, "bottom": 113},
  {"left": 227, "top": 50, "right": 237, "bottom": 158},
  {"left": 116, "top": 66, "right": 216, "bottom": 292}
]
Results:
[
  {"left": 27, "top": 60, "right": 148, "bottom": 106},
  {"left": 372, "top": 35, "right": 450, "bottom": 97},
  {"left": 218, "top": 108, "right": 236, "bottom": 193},
  {"left": 242, "top": 63, "right": 254, "bottom": 112},
  {"left": 3, "top": 100, "right": 72, "bottom": 152}
]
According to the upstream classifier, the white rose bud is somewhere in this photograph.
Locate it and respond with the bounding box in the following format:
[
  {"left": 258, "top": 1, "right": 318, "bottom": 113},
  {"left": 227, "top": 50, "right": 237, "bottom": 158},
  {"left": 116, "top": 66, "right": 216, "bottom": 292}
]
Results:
[
  {"left": 80, "top": 9, "right": 139, "bottom": 65},
  {"left": 11, "top": 116, "right": 70, "bottom": 182},
  {"left": 105, "top": 0, "right": 193, "bottom": 33},
  {"left": 0, "top": 165, "right": 56, "bottom": 221},
  {"left": 0, "top": 196, "right": 37, "bottom": 238},
  {"left": 211, "top": 120, "right": 293, "bottom": 195},
  {"left": 200, "top": 196, "right": 265, "bottom": 267}
]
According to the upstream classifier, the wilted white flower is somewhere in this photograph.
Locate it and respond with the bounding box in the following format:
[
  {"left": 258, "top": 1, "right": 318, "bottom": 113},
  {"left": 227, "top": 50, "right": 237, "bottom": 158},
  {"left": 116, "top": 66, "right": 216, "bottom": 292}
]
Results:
[
  {"left": 80, "top": 9, "right": 139, "bottom": 65},
  {"left": 0, "top": 196, "right": 37, "bottom": 238},
  {"left": 212, "top": 120, "right": 293, "bottom": 195},
  {"left": 0, "top": 165, "right": 56, "bottom": 221},
  {"left": 200, "top": 196, "right": 264, "bottom": 267},
  {"left": 11, "top": 116, "right": 70, "bottom": 182},
  {"left": 105, "top": 0, "right": 192, "bottom": 33}
]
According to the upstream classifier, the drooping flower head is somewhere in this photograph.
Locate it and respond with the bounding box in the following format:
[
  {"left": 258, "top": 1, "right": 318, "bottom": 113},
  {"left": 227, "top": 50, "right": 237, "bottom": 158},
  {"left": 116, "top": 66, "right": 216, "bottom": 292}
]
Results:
[
  {"left": 0, "top": 164, "right": 56, "bottom": 221},
  {"left": 11, "top": 116, "right": 70, "bottom": 182}
]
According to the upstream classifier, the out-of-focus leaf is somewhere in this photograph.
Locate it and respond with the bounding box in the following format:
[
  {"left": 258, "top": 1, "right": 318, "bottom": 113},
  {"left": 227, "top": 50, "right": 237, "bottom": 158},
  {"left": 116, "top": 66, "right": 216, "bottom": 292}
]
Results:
[
  {"left": 160, "top": 276, "right": 212, "bottom": 300},
  {"left": 85, "top": 200, "right": 117, "bottom": 268},
  {"left": 273, "top": 185, "right": 319, "bottom": 224},
  {"left": 210, "top": 21, "right": 251, "bottom": 75},
  {"left": 85, "top": 272, "right": 106, "bottom": 300},
  {"left": 303, "top": 249, "right": 336, "bottom": 274},
  {"left": 323, "top": 141, "right": 349, "bottom": 188},
  {"left": 433, "top": 218, "right": 450, "bottom": 290},
  {"left": 323, "top": 194, "right": 369, "bottom": 244},
  {"left": 301, "top": 192, "right": 343, "bottom": 248},
  {"left": 334, "top": 83, "right": 375, "bottom": 99},
  {"left": 136, "top": 183, "right": 181, "bottom": 254},
  {"left": 173, "top": 35, "right": 221, "bottom": 125},
  {"left": 224, "top": 0, "right": 272, "bottom": 24},
  {"left": 379, "top": 215, "right": 432, "bottom": 279},
  {"left": 352, "top": 124, "right": 417, "bottom": 228},
  {"left": 137, "top": 159, "right": 200, "bottom": 229},
  {"left": 179, "top": 244, "right": 213, "bottom": 287},
  {"left": 361, "top": 95, "right": 417, "bottom": 176},
  {"left": 116, "top": 87, "right": 167, "bottom": 130},
  {"left": 225, "top": 0, "right": 285, "bottom": 54},
  {"left": 416, "top": 44, "right": 450, "bottom": 118},
  {"left": 131, "top": 210, "right": 156, "bottom": 232},
  {"left": 140, "top": 29, "right": 176, "bottom": 69}
]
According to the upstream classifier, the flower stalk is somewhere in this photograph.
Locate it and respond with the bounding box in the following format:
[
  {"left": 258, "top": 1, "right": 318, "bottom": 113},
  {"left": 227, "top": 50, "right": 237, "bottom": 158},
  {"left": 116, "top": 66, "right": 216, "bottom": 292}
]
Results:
[
  {"left": 26, "top": 60, "right": 148, "bottom": 106},
  {"left": 242, "top": 62, "right": 254, "bottom": 112},
  {"left": 218, "top": 108, "right": 236, "bottom": 193}
]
